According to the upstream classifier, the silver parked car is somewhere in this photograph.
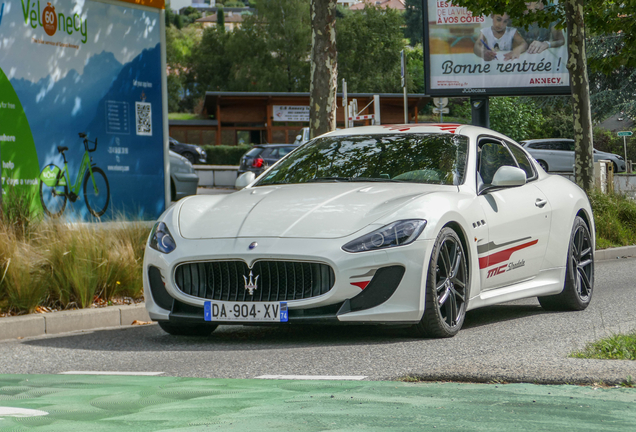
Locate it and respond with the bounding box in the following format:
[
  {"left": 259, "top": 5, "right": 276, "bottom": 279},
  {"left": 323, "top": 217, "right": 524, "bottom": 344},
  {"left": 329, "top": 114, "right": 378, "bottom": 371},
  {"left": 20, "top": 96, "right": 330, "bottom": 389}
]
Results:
[
  {"left": 170, "top": 150, "right": 199, "bottom": 201},
  {"left": 521, "top": 139, "right": 626, "bottom": 173}
]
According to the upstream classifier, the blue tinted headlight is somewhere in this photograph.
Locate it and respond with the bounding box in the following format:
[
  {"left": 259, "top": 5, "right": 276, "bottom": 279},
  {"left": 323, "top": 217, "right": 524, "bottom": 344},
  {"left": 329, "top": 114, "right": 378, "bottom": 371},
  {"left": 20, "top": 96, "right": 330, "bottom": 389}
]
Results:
[
  {"left": 342, "top": 219, "right": 427, "bottom": 253},
  {"left": 149, "top": 222, "right": 176, "bottom": 254}
]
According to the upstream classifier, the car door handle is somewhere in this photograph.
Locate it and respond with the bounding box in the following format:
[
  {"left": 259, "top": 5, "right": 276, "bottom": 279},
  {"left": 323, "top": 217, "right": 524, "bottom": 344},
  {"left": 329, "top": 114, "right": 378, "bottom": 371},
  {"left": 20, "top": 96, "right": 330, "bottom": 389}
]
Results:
[{"left": 535, "top": 198, "right": 548, "bottom": 208}]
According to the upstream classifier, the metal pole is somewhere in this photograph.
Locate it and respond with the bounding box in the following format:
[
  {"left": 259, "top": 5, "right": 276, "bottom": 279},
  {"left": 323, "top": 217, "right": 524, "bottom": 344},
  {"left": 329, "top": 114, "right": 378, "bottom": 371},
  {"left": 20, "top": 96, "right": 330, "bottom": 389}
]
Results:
[
  {"left": 401, "top": 50, "right": 407, "bottom": 123},
  {"left": 342, "top": 79, "right": 348, "bottom": 129},
  {"left": 470, "top": 97, "right": 489, "bottom": 128},
  {"left": 624, "top": 135, "right": 628, "bottom": 164}
]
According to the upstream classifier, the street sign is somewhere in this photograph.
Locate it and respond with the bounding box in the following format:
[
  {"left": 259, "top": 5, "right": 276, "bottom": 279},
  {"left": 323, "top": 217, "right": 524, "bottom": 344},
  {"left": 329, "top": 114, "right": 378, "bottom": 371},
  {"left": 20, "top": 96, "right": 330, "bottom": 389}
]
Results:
[
  {"left": 618, "top": 131, "right": 633, "bottom": 137},
  {"left": 433, "top": 98, "right": 448, "bottom": 108},
  {"left": 432, "top": 107, "right": 449, "bottom": 114}
]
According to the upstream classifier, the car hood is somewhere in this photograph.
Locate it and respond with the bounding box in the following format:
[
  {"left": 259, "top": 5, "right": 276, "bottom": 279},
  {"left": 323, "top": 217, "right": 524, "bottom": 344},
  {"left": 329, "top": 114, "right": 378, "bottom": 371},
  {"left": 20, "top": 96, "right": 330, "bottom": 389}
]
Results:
[{"left": 178, "top": 183, "right": 450, "bottom": 239}]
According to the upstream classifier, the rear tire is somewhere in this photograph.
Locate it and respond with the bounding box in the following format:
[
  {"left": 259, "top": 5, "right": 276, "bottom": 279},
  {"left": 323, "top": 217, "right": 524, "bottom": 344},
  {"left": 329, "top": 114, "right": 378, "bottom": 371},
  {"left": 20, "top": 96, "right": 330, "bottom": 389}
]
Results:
[
  {"left": 411, "top": 227, "right": 469, "bottom": 338},
  {"left": 538, "top": 216, "right": 594, "bottom": 311},
  {"left": 158, "top": 321, "right": 218, "bottom": 336},
  {"left": 83, "top": 167, "right": 110, "bottom": 217}
]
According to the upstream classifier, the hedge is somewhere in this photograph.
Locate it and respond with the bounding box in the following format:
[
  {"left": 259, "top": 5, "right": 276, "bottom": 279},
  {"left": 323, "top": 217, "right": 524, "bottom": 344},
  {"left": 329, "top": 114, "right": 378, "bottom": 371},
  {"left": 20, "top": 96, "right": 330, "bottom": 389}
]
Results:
[{"left": 202, "top": 144, "right": 252, "bottom": 166}]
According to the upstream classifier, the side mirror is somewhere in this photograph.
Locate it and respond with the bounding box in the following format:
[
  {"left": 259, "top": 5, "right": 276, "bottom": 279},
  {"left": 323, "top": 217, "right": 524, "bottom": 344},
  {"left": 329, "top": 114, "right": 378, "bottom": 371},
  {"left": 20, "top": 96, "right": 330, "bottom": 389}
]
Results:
[
  {"left": 491, "top": 166, "right": 527, "bottom": 187},
  {"left": 235, "top": 171, "right": 256, "bottom": 190},
  {"left": 295, "top": 135, "right": 302, "bottom": 141}
]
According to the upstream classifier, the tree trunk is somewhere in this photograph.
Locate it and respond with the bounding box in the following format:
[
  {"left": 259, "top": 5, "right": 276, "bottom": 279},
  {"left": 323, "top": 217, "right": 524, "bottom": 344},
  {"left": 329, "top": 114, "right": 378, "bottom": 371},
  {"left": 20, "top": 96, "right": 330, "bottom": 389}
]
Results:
[
  {"left": 565, "top": 0, "right": 594, "bottom": 192},
  {"left": 309, "top": 0, "right": 338, "bottom": 139}
]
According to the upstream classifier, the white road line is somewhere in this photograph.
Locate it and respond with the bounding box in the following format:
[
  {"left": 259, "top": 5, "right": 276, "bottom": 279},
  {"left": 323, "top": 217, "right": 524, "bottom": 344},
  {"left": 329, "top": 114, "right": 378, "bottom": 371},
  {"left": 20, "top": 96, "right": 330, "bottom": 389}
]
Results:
[
  {"left": 60, "top": 371, "right": 165, "bottom": 376},
  {"left": 256, "top": 375, "right": 367, "bottom": 380}
]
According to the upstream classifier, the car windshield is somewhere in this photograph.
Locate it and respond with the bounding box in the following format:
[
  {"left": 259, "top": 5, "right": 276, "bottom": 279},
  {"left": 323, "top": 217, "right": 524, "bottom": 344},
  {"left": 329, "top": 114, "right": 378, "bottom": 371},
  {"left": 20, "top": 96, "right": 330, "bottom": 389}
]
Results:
[{"left": 255, "top": 133, "right": 469, "bottom": 186}]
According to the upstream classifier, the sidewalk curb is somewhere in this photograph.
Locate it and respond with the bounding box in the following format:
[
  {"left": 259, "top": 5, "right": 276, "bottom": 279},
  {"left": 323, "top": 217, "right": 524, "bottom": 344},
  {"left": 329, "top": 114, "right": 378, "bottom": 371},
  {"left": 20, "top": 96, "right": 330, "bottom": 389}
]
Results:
[
  {"left": 0, "top": 304, "right": 151, "bottom": 341},
  {"left": 595, "top": 245, "right": 636, "bottom": 261},
  {"left": 1, "top": 246, "right": 635, "bottom": 341}
]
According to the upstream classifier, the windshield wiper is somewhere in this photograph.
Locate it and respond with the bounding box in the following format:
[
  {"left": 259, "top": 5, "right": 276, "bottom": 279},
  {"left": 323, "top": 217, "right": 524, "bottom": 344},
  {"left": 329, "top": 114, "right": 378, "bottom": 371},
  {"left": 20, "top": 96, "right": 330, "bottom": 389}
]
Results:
[
  {"left": 351, "top": 177, "right": 405, "bottom": 183},
  {"left": 307, "top": 177, "right": 353, "bottom": 182}
]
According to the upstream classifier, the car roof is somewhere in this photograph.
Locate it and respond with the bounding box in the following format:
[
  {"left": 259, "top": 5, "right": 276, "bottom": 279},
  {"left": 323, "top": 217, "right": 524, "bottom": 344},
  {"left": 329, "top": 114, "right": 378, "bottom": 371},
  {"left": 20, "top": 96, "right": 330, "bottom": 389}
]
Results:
[
  {"left": 521, "top": 138, "right": 574, "bottom": 143},
  {"left": 320, "top": 124, "right": 518, "bottom": 143}
]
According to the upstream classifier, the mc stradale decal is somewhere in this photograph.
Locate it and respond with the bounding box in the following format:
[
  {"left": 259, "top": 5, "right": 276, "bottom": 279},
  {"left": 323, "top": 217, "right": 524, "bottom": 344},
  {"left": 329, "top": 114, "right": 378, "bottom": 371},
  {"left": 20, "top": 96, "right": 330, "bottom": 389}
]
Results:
[
  {"left": 486, "top": 259, "right": 526, "bottom": 278},
  {"left": 478, "top": 237, "right": 537, "bottom": 278}
]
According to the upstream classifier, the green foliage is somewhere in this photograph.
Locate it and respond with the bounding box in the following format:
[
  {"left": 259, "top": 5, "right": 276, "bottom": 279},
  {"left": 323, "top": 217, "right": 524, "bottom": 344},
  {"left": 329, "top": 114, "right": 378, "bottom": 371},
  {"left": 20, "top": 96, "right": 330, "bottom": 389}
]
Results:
[
  {"left": 588, "top": 35, "right": 636, "bottom": 121},
  {"left": 187, "top": 0, "right": 311, "bottom": 99},
  {"left": 166, "top": 24, "right": 202, "bottom": 112},
  {"left": 203, "top": 144, "right": 252, "bottom": 165},
  {"left": 0, "top": 214, "right": 149, "bottom": 315},
  {"left": 404, "top": 0, "right": 423, "bottom": 46},
  {"left": 589, "top": 190, "right": 636, "bottom": 249},
  {"left": 406, "top": 45, "right": 425, "bottom": 94},
  {"left": 337, "top": 5, "right": 406, "bottom": 93},
  {"left": 571, "top": 330, "right": 636, "bottom": 361},
  {"left": 453, "top": 97, "right": 545, "bottom": 142},
  {"left": 217, "top": 7, "right": 225, "bottom": 31}
]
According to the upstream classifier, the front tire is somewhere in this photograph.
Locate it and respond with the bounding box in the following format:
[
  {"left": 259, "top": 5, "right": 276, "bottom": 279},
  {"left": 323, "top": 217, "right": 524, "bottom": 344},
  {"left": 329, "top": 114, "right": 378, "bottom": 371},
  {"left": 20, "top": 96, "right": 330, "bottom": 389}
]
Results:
[
  {"left": 538, "top": 216, "right": 594, "bottom": 311},
  {"left": 537, "top": 160, "right": 549, "bottom": 172},
  {"left": 412, "top": 227, "right": 469, "bottom": 338},
  {"left": 83, "top": 167, "right": 110, "bottom": 217},
  {"left": 158, "top": 321, "right": 218, "bottom": 336}
]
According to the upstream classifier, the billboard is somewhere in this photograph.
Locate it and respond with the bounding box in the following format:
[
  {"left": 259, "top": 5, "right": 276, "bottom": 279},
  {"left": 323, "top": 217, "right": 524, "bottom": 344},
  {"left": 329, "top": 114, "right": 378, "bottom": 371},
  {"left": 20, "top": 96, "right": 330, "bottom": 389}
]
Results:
[
  {"left": 0, "top": 0, "right": 167, "bottom": 220},
  {"left": 423, "top": 1, "right": 571, "bottom": 97}
]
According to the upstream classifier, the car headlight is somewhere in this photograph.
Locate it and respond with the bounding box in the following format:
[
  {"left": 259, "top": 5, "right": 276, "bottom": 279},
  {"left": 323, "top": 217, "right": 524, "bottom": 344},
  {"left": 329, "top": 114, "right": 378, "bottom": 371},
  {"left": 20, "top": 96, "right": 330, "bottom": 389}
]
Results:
[
  {"left": 342, "top": 219, "right": 427, "bottom": 253},
  {"left": 149, "top": 222, "right": 176, "bottom": 254}
]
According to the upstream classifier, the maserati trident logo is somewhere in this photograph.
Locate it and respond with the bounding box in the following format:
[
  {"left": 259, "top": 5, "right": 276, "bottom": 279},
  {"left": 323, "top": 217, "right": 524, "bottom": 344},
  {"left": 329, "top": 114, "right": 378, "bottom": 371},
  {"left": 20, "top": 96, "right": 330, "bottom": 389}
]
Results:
[{"left": 243, "top": 270, "right": 259, "bottom": 295}]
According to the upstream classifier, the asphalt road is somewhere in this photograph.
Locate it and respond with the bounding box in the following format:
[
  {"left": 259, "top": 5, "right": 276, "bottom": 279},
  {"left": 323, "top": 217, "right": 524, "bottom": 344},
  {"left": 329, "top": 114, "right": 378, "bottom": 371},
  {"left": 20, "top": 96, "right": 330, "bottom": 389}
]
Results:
[{"left": 1, "top": 258, "right": 636, "bottom": 384}]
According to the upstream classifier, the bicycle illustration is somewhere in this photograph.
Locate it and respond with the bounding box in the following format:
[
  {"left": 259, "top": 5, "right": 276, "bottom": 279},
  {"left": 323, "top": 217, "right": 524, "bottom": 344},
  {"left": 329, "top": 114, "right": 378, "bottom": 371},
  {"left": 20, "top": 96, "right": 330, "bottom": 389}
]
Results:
[{"left": 39, "top": 133, "right": 110, "bottom": 218}]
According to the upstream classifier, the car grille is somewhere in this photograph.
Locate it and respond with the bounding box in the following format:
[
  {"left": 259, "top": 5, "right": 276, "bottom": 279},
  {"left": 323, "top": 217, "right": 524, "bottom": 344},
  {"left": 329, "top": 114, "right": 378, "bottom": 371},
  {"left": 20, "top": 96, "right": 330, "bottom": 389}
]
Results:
[{"left": 174, "top": 260, "right": 335, "bottom": 302}]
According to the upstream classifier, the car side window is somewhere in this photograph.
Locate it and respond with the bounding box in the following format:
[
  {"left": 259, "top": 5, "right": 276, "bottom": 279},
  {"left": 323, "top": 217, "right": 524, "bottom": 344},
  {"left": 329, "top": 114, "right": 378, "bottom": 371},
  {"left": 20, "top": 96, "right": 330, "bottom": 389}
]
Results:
[
  {"left": 279, "top": 147, "right": 294, "bottom": 156},
  {"left": 506, "top": 142, "right": 536, "bottom": 181},
  {"left": 477, "top": 141, "right": 517, "bottom": 185}
]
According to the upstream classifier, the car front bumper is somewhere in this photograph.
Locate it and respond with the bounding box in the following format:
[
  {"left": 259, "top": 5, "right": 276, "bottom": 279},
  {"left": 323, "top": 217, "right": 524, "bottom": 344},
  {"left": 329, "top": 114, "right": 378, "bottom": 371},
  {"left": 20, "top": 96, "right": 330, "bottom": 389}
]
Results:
[{"left": 143, "top": 235, "right": 433, "bottom": 326}]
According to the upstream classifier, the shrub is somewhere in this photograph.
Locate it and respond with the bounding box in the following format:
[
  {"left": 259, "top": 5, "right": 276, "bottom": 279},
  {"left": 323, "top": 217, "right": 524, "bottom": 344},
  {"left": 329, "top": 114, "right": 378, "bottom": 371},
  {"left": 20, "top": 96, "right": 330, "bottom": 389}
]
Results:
[{"left": 202, "top": 144, "right": 252, "bottom": 165}]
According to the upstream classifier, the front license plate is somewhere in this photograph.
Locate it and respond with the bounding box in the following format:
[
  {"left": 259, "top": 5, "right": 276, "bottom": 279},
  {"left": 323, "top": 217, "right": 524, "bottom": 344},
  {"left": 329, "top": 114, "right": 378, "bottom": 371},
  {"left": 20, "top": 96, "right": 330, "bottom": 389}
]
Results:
[{"left": 204, "top": 301, "right": 288, "bottom": 323}]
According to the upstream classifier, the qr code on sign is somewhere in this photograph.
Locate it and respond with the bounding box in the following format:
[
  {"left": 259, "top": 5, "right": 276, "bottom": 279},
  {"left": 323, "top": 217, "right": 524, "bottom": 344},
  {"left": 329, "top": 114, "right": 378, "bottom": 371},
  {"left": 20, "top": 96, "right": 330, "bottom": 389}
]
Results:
[{"left": 135, "top": 102, "right": 152, "bottom": 136}]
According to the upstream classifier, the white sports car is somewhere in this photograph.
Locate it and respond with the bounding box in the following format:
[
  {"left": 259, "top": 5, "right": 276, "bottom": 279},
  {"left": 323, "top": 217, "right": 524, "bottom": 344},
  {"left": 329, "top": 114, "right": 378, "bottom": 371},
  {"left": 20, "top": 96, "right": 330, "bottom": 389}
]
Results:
[{"left": 144, "top": 124, "right": 595, "bottom": 338}]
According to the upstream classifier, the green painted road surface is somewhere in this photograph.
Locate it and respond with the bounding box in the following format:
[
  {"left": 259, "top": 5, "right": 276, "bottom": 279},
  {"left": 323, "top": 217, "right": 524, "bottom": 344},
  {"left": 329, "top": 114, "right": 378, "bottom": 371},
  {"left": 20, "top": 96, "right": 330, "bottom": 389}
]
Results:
[{"left": 1, "top": 375, "right": 636, "bottom": 431}]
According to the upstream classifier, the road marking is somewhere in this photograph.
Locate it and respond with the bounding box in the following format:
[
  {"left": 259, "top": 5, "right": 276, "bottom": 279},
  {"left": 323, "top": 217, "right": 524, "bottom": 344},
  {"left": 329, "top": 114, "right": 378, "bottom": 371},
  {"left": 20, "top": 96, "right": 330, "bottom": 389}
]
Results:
[
  {"left": 60, "top": 371, "right": 164, "bottom": 376},
  {"left": 256, "top": 375, "right": 367, "bottom": 380},
  {"left": 0, "top": 408, "right": 49, "bottom": 419}
]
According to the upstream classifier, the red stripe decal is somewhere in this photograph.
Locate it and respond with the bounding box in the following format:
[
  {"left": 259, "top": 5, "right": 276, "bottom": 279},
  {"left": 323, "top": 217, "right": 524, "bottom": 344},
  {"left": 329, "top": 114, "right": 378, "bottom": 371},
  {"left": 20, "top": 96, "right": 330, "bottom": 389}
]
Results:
[
  {"left": 478, "top": 240, "right": 538, "bottom": 269},
  {"left": 351, "top": 281, "right": 370, "bottom": 290}
]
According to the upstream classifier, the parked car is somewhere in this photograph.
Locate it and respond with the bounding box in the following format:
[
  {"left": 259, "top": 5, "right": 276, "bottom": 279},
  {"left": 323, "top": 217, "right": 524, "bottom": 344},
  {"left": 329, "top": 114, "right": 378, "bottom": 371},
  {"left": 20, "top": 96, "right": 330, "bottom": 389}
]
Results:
[
  {"left": 237, "top": 144, "right": 299, "bottom": 177},
  {"left": 169, "top": 137, "right": 207, "bottom": 164},
  {"left": 145, "top": 124, "right": 594, "bottom": 338},
  {"left": 170, "top": 150, "right": 199, "bottom": 202},
  {"left": 293, "top": 127, "right": 311, "bottom": 145},
  {"left": 521, "top": 138, "right": 626, "bottom": 173}
]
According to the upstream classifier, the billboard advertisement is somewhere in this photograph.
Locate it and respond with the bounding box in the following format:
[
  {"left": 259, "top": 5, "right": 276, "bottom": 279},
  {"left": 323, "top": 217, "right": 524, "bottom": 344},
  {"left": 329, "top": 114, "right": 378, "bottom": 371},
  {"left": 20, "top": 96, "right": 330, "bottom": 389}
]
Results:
[
  {"left": 423, "top": 1, "right": 571, "bottom": 97},
  {"left": 0, "top": 0, "right": 167, "bottom": 220}
]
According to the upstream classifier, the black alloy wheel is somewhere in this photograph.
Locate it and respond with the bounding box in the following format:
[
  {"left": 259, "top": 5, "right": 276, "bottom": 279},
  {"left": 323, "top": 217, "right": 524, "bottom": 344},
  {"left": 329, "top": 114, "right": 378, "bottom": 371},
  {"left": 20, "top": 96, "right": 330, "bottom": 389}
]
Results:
[
  {"left": 413, "top": 227, "right": 468, "bottom": 338},
  {"left": 538, "top": 216, "right": 594, "bottom": 311}
]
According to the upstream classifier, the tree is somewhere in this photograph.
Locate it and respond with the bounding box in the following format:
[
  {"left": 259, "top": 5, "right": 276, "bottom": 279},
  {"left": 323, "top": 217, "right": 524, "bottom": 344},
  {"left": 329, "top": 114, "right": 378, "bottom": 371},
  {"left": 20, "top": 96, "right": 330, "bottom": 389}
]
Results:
[
  {"left": 404, "top": 0, "right": 423, "bottom": 46},
  {"left": 251, "top": 0, "right": 311, "bottom": 92},
  {"left": 309, "top": 0, "right": 338, "bottom": 138},
  {"left": 166, "top": 24, "right": 202, "bottom": 112},
  {"left": 337, "top": 5, "right": 405, "bottom": 93},
  {"left": 217, "top": 7, "right": 225, "bottom": 32}
]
